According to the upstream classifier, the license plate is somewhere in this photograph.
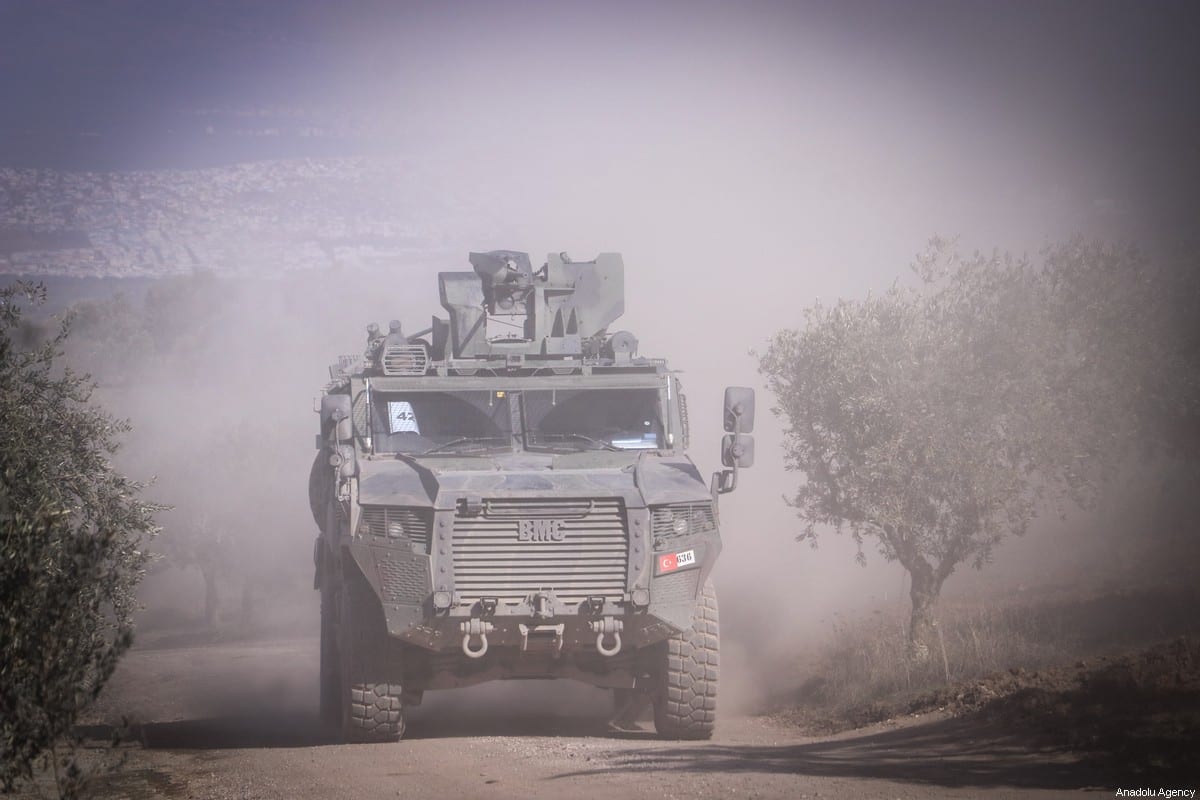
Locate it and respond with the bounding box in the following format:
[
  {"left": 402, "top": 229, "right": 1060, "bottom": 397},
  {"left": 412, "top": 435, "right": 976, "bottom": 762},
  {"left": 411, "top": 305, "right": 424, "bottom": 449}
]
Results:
[{"left": 657, "top": 548, "right": 696, "bottom": 574}]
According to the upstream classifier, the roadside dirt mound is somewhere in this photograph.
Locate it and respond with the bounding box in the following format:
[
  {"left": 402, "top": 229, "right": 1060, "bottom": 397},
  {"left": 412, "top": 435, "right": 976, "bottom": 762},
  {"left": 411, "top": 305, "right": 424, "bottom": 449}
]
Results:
[
  {"left": 934, "top": 636, "right": 1200, "bottom": 781},
  {"left": 776, "top": 636, "right": 1200, "bottom": 781}
]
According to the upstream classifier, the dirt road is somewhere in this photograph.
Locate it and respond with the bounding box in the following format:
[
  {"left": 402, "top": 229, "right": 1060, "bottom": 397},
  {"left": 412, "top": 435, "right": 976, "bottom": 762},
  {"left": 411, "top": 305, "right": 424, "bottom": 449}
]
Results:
[{"left": 80, "top": 638, "right": 1113, "bottom": 799}]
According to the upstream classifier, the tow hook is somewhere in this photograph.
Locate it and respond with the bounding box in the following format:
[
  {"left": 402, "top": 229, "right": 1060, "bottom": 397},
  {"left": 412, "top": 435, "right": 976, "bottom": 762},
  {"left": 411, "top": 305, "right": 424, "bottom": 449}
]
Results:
[
  {"left": 590, "top": 617, "right": 623, "bottom": 657},
  {"left": 460, "top": 619, "right": 494, "bottom": 659},
  {"left": 531, "top": 590, "right": 555, "bottom": 619}
]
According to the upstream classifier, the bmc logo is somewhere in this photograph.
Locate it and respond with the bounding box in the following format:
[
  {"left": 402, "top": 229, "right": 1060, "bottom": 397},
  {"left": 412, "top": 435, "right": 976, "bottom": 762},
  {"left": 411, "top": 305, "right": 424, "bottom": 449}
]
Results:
[{"left": 517, "top": 519, "right": 566, "bottom": 542}]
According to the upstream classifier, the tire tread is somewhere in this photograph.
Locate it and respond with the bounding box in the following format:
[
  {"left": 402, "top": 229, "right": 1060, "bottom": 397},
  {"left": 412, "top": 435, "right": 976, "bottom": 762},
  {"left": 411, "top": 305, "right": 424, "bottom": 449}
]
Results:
[
  {"left": 654, "top": 580, "right": 719, "bottom": 740},
  {"left": 342, "top": 568, "right": 405, "bottom": 742}
]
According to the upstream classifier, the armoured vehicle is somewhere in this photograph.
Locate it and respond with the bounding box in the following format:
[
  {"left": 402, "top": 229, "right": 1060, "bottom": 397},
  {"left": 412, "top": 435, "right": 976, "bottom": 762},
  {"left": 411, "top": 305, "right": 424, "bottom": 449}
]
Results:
[{"left": 308, "top": 250, "right": 754, "bottom": 741}]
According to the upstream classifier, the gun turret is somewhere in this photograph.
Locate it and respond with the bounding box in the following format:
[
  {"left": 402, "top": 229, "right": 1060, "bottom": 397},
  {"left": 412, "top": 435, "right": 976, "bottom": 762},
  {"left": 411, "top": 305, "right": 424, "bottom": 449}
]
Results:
[
  {"left": 440, "top": 251, "right": 625, "bottom": 359},
  {"left": 469, "top": 250, "right": 535, "bottom": 315}
]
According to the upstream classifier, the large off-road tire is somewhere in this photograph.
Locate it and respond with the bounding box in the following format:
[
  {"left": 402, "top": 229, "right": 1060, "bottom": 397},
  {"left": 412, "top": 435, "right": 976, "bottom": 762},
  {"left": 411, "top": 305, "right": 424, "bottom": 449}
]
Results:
[
  {"left": 653, "top": 579, "right": 719, "bottom": 740},
  {"left": 338, "top": 566, "right": 405, "bottom": 742},
  {"left": 319, "top": 576, "right": 340, "bottom": 728}
]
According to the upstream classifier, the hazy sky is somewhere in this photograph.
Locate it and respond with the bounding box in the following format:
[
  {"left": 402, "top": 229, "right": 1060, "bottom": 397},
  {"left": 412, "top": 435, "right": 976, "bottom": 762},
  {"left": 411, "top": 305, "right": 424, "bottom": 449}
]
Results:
[
  {"left": 3, "top": 2, "right": 1197, "bottom": 202},
  {"left": 4, "top": 2, "right": 1196, "bottom": 222},
  {"left": 4, "top": 2, "right": 1196, "bottom": 282}
]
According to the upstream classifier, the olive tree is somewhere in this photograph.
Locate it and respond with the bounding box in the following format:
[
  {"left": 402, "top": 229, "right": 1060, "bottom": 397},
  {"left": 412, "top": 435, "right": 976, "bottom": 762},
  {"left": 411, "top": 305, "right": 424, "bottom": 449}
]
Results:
[
  {"left": 0, "top": 283, "right": 160, "bottom": 796},
  {"left": 61, "top": 271, "right": 235, "bottom": 626},
  {"left": 758, "top": 239, "right": 1197, "bottom": 653}
]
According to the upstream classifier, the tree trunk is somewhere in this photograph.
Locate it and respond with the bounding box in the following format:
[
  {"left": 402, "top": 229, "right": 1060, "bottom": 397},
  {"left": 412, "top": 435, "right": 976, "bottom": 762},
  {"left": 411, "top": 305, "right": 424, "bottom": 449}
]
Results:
[{"left": 908, "top": 566, "right": 939, "bottom": 662}]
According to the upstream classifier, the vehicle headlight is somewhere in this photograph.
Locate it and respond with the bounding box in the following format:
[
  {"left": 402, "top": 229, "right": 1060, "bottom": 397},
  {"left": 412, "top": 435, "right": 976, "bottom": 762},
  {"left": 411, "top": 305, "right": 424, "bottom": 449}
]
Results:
[
  {"left": 651, "top": 503, "right": 717, "bottom": 538},
  {"left": 358, "top": 506, "right": 433, "bottom": 550}
]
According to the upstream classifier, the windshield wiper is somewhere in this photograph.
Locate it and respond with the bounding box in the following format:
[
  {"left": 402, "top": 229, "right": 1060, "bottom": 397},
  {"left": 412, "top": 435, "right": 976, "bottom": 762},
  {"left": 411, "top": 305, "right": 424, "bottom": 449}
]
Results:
[
  {"left": 530, "top": 433, "right": 621, "bottom": 452},
  {"left": 417, "top": 436, "right": 509, "bottom": 456}
]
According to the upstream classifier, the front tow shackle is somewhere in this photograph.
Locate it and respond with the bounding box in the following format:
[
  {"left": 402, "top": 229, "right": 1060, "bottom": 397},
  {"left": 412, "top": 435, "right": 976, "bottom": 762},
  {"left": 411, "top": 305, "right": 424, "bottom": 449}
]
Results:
[
  {"left": 462, "top": 631, "right": 489, "bottom": 658},
  {"left": 595, "top": 630, "right": 622, "bottom": 657},
  {"left": 590, "top": 617, "right": 624, "bottom": 657},
  {"left": 459, "top": 619, "right": 494, "bottom": 660}
]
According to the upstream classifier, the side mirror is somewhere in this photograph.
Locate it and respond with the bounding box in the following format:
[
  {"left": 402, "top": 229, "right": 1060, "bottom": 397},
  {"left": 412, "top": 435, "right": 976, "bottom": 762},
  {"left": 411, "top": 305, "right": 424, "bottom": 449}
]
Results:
[
  {"left": 710, "top": 469, "right": 736, "bottom": 496},
  {"left": 721, "top": 433, "right": 755, "bottom": 468},
  {"left": 723, "top": 387, "right": 755, "bottom": 433}
]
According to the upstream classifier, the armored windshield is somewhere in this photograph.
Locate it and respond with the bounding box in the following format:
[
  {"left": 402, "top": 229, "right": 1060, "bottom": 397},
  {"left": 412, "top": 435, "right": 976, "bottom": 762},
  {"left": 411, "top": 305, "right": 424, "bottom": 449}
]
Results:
[
  {"left": 370, "top": 390, "right": 511, "bottom": 454},
  {"left": 523, "top": 388, "right": 664, "bottom": 452}
]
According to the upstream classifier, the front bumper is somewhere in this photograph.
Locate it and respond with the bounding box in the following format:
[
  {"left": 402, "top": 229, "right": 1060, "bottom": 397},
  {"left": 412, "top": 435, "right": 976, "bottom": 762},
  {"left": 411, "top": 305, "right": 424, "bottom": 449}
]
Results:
[{"left": 347, "top": 513, "right": 718, "bottom": 654}]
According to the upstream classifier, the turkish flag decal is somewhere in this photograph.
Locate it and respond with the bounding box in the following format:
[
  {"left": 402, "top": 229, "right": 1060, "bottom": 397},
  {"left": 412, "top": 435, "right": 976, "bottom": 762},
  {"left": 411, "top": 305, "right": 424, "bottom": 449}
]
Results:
[{"left": 656, "top": 549, "right": 696, "bottom": 575}]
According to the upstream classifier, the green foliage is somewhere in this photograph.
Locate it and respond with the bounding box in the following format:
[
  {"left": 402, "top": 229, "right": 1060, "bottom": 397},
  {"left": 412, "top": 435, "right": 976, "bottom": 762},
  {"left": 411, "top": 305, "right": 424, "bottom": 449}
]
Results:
[
  {"left": 61, "top": 271, "right": 224, "bottom": 386},
  {"left": 64, "top": 294, "right": 155, "bottom": 385},
  {"left": 55, "top": 272, "right": 300, "bottom": 630},
  {"left": 60, "top": 273, "right": 301, "bottom": 631},
  {"left": 759, "top": 238, "right": 1198, "bottom": 643},
  {"left": 0, "top": 282, "right": 160, "bottom": 796}
]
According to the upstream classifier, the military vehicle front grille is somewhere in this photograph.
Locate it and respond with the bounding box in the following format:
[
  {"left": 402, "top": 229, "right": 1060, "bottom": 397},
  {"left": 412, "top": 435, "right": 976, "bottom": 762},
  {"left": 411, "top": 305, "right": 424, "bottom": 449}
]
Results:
[
  {"left": 651, "top": 503, "right": 716, "bottom": 539},
  {"left": 359, "top": 506, "right": 432, "bottom": 550},
  {"left": 452, "top": 498, "right": 628, "bottom": 606},
  {"left": 381, "top": 344, "right": 430, "bottom": 376}
]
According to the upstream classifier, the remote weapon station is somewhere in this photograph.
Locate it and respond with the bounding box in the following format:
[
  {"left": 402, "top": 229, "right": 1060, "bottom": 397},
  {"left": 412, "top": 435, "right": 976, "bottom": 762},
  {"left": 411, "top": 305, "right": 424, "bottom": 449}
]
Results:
[{"left": 309, "top": 251, "right": 754, "bottom": 740}]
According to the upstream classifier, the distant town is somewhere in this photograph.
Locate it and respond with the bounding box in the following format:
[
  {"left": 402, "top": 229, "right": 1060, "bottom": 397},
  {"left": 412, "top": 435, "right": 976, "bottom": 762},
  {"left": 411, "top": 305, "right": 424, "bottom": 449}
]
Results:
[{"left": 0, "top": 157, "right": 496, "bottom": 278}]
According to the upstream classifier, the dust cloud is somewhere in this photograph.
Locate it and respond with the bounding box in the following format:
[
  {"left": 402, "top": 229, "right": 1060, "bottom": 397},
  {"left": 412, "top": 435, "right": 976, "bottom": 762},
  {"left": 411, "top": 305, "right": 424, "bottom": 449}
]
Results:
[{"left": 5, "top": 0, "right": 1198, "bottom": 729}]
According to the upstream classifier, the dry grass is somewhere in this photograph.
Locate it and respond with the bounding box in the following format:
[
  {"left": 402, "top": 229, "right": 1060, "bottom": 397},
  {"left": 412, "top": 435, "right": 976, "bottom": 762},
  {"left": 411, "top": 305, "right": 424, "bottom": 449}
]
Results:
[{"left": 778, "top": 587, "right": 1200, "bottom": 732}]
